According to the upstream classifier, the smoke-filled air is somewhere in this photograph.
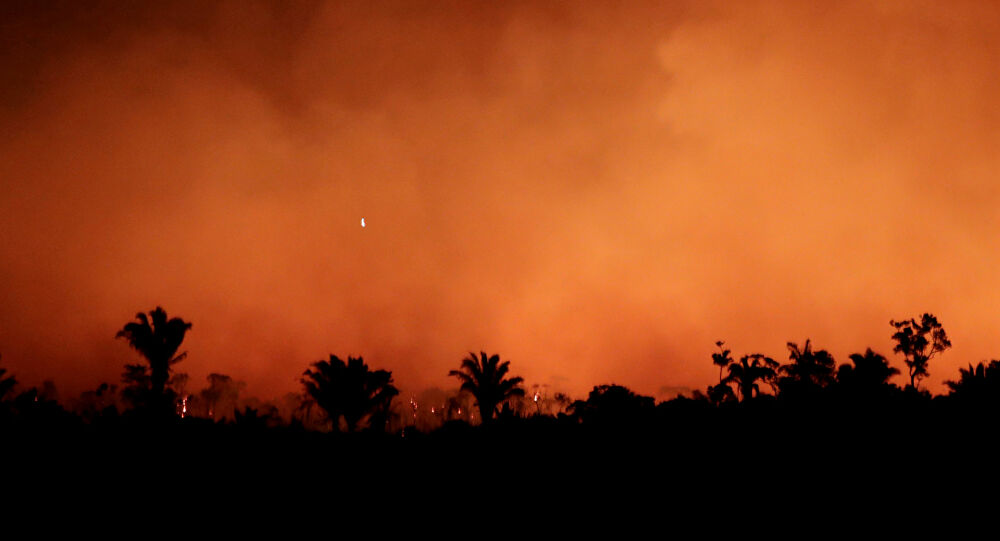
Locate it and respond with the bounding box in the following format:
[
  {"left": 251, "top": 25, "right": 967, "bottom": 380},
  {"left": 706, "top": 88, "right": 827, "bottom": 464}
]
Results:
[{"left": 3, "top": 0, "right": 1000, "bottom": 406}]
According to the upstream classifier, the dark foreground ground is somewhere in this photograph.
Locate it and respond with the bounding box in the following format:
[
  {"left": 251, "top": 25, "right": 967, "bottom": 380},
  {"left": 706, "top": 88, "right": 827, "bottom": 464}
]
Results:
[{"left": 5, "top": 405, "right": 995, "bottom": 506}]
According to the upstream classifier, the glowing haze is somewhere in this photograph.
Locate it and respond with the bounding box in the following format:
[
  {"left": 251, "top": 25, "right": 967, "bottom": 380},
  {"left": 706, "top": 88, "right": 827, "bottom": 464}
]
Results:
[{"left": 2, "top": 1, "right": 999, "bottom": 400}]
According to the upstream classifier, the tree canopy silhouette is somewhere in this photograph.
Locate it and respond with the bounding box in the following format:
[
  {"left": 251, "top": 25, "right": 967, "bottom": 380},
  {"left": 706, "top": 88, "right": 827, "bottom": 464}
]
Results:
[
  {"left": 890, "top": 313, "right": 951, "bottom": 389},
  {"left": 448, "top": 351, "right": 524, "bottom": 423},
  {"left": 116, "top": 306, "right": 192, "bottom": 412},
  {"left": 302, "top": 355, "right": 399, "bottom": 432},
  {"left": 569, "top": 384, "right": 655, "bottom": 426}
]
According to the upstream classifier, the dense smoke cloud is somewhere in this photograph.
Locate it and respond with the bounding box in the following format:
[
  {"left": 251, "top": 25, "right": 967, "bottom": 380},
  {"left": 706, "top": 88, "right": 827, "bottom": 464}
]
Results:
[{"left": 2, "top": 1, "right": 998, "bottom": 400}]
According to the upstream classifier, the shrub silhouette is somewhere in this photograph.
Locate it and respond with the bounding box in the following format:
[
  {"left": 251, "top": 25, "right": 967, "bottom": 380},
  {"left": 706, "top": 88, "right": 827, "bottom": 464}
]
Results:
[
  {"left": 0, "top": 356, "right": 16, "bottom": 402},
  {"left": 233, "top": 405, "right": 275, "bottom": 429},
  {"left": 707, "top": 382, "right": 738, "bottom": 405}
]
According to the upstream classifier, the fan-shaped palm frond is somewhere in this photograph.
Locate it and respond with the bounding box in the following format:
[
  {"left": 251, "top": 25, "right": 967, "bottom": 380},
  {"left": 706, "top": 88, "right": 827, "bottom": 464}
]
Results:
[
  {"left": 116, "top": 306, "right": 192, "bottom": 404},
  {"left": 724, "top": 353, "right": 778, "bottom": 402},
  {"left": 448, "top": 351, "right": 525, "bottom": 422},
  {"left": 302, "top": 355, "right": 399, "bottom": 432}
]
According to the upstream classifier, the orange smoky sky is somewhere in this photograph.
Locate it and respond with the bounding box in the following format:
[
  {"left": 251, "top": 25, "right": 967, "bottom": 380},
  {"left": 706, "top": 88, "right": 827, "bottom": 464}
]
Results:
[{"left": 2, "top": 0, "right": 1000, "bottom": 401}]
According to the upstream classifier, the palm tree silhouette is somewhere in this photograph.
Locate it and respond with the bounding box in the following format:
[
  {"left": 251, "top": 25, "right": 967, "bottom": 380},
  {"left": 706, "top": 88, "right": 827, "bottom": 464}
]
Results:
[
  {"left": 711, "top": 341, "right": 733, "bottom": 384},
  {"left": 116, "top": 307, "right": 192, "bottom": 406},
  {"left": 448, "top": 351, "right": 525, "bottom": 423},
  {"left": 838, "top": 349, "right": 899, "bottom": 388},
  {"left": 833, "top": 348, "right": 899, "bottom": 404},
  {"left": 302, "top": 355, "right": 399, "bottom": 432},
  {"left": 777, "top": 339, "right": 836, "bottom": 396},
  {"left": 725, "top": 353, "right": 779, "bottom": 402},
  {"left": 944, "top": 360, "right": 1000, "bottom": 402}
]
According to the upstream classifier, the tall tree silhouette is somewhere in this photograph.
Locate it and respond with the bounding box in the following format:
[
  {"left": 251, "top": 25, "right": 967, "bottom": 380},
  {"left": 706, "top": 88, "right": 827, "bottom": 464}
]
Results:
[
  {"left": 116, "top": 307, "right": 192, "bottom": 409},
  {"left": 777, "top": 339, "right": 836, "bottom": 397},
  {"left": 890, "top": 313, "right": 951, "bottom": 389},
  {"left": 302, "top": 355, "right": 398, "bottom": 432},
  {"left": 199, "top": 373, "right": 244, "bottom": 421},
  {"left": 712, "top": 341, "right": 733, "bottom": 383},
  {"left": 705, "top": 341, "right": 738, "bottom": 404},
  {"left": 725, "top": 353, "right": 779, "bottom": 402},
  {"left": 448, "top": 351, "right": 525, "bottom": 423}
]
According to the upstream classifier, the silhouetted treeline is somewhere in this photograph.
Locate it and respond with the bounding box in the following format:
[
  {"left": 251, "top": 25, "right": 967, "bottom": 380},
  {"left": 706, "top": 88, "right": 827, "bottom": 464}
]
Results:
[{"left": 5, "top": 307, "right": 1000, "bottom": 472}]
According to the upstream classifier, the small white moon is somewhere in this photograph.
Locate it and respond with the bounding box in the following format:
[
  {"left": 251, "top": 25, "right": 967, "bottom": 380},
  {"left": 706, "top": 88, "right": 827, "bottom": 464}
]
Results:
[{"left": 361, "top": 218, "right": 366, "bottom": 228}]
